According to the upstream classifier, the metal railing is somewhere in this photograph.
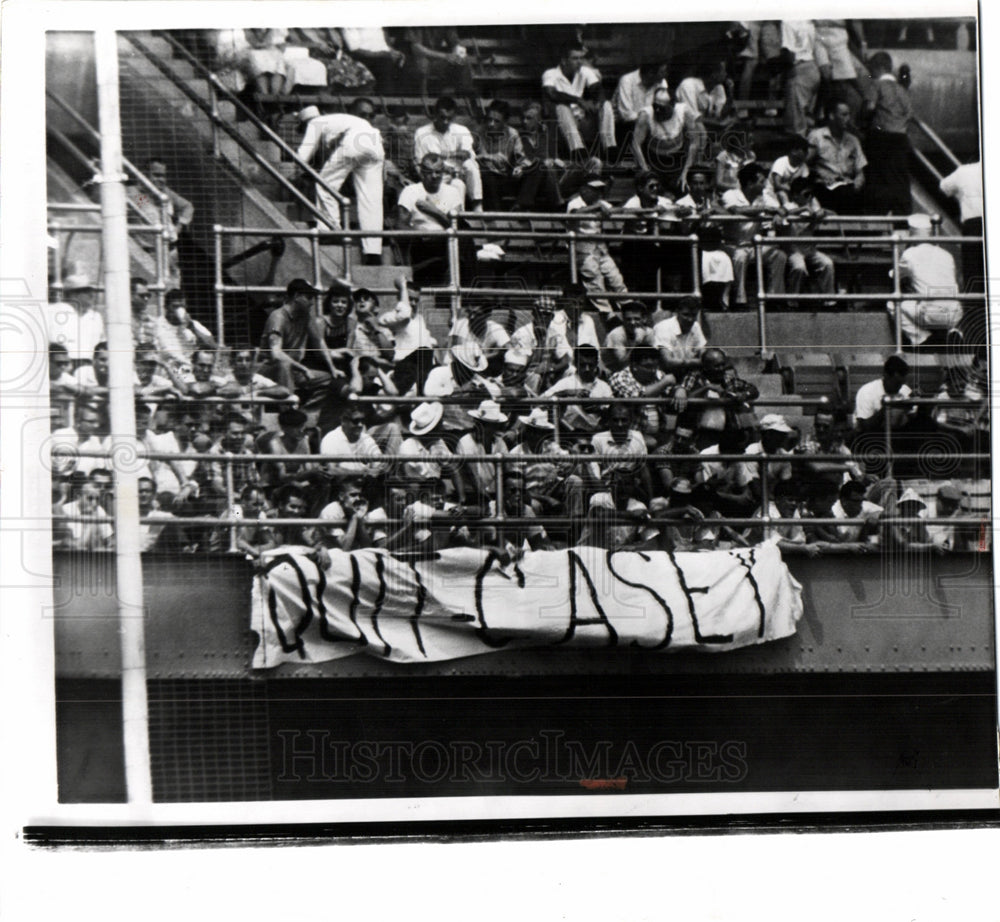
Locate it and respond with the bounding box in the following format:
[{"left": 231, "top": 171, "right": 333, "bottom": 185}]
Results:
[
  {"left": 211, "top": 211, "right": 981, "bottom": 352},
  {"left": 119, "top": 32, "right": 349, "bottom": 252},
  {"left": 53, "top": 393, "right": 990, "bottom": 555},
  {"left": 46, "top": 91, "right": 172, "bottom": 310}
]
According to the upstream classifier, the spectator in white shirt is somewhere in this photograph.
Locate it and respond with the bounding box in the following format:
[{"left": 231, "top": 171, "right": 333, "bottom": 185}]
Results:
[
  {"left": 854, "top": 354, "right": 914, "bottom": 437},
  {"left": 612, "top": 60, "right": 669, "bottom": 127},
  {"left": 47, "top": 273, "right": 105, "bottom": 367},
  {"left": 413, "top": 96, "right": 482, "bottom": 210},
  {"left": 297, "top": 101, "right": 384, "bottom": 263},
  {"left": 653, "top": 297, "right": 708, "bottom": 377},
  {"left": 566, "top": 179, "right": 628, "bottom": 314},
  {"left": 377, "top": 275, "right": 437, "bottom": 396},
  {"left": 541, "top": 41, "right": 617, "bottom": 163},
  {"left": 319, "top": 404, "right": 386, "bottom": 482},
  {"left": 940, "top": 161, "right": 985, "bottom": 296},
  {"left": 765, "top": 135, "right": 810, "bottom": 210},
  {"left": 890, "top": 213, "right": 963, "bottom": 347}
]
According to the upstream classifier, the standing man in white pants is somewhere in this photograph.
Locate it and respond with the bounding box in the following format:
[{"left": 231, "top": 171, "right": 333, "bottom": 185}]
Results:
[{"left": 297, "top": 100, "right": 384, "bottom": 264}]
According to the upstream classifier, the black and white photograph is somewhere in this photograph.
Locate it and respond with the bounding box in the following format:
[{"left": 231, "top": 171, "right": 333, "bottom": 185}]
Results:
[{"left": 1, "top": 0, "right": 998, "bottom": 902}]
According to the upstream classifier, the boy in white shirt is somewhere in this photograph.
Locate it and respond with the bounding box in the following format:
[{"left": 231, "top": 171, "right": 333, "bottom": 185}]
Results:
[
  {"left": 764, "top": 135, "right": 810, "bottom": 210},
  {"left": 566, "top": 179, "right": 628, "bottom": 313}
]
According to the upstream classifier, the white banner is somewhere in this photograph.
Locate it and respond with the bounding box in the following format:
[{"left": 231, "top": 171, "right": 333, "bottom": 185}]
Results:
[{"left": 251, "top": 545, "right": 803, "bottom": 668}]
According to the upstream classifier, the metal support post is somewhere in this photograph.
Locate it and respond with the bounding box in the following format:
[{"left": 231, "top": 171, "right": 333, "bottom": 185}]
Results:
[
  {"left": 225, "top": 454, "right": 237, "bottom": 553},
  {"left": 568, "top": 230, "right": 579, "bottom": 284},
  {"left": 755, "top": 236, "right": 767, "bottom": 357},
  {"left": 213, "top": 225, "right": 226, "bottom": 347},
  {"left": 95, "top": 26, "right": 152, "bottom": 805},
  {"left": 890, "top": 234, "right": 903, "bottom": 352}
]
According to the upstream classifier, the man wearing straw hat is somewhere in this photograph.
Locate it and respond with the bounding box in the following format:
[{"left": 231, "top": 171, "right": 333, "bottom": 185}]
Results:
[
  {"left": 456, "top": 398, "right": 510, "bottom": 504},
  {"left": 297, "top": 100, "right": 384, "bottom": 265}
]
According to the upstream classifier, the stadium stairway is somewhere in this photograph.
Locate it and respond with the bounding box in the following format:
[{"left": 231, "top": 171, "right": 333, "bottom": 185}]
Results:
[{"left": 112, "top": 32, "right": 406, "bottom": 319}]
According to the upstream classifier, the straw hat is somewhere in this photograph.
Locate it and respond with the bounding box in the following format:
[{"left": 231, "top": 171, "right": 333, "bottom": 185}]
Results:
[
  {"left": 408, "top": 401, "right": 444, "bottom": 436},
  {"left": 467, "top": 399, "right": 509, "bottom": 425}
]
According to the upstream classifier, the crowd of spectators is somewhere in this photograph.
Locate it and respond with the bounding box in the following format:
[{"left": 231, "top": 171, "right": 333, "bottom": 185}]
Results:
[{"left": 48, "top": 269, "right": 988, "bottom": 559}]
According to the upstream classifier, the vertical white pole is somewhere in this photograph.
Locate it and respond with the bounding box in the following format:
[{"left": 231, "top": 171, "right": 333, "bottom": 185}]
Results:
[{"left": 95, "top": 27, "right": 153, "bottom": 804}]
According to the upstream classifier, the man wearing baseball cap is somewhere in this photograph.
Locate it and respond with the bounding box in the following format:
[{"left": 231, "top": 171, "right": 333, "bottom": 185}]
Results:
[
  {"left": 566, "top": 177, "right": 628, "bottom": 313},
  {"left": 297, "top": 100, "right": 384, "bottom": 265}
]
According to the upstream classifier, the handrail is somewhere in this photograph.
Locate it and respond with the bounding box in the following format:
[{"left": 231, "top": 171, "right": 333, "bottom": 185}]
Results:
[
  {"left": 47, "top": 88, "right": 168, "bottom": 208},
  {"left": 152, "top": 30, "right": 349, "bottom": 210},
  {"left": 119, "top": 32, "right": 339, "bottom": 233},
  {"left": 912, "top": 117, "right": 963, "bottom": 172}
]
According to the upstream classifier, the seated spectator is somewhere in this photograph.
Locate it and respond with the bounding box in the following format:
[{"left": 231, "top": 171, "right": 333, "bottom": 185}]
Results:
[
  {"left": 130, "top": 277, "right": 157, "bottom": 346},
  {"left": 736, "top": 413, "right": 796, "bottom": 503},
  {"left": 398, "top": 25, "right": 474, "bottom": 99},
  {"left": 258, "top": 407, "right": 322, "bottom": 490},
  {"left": 396, "top": 153, "right": 466, "bottom": 285},
  {"left": 692, "top": 426, "right": 756, "bottom": 520},
  {"left": 207, "top": 483, "right": 271, "bottom": 555},
  {"left": 926, "top": 482, "right": 977, "bottom": 552},
  {"left": 456, "top": 399, "right": 510, "bottom": 504},
  {"left": 652, "top": 297, "right": 708, "bottom": 378},
  {"left": 853, "top": 354, "right": 915, "bottom": 437},
  {"left": 259, "top": 278, "right": 341, "bottom": 400},
  {"left": 827, "top": 479, "right": 884, "bottom": 548},
  {"left": 426, "top": 342, "right": 501, "bottom": 431},
  {"left": 482, "top": 469, "right": 553, "bottom": 554},
  {"left": 319, "top": 478, "right": 389, "bottom": 552},
  {"left": 764, "top": 135, "right": 810, "bottom": 211},
  {"left": 50, "top": 401, "right": 111, "bottom": 480},
  {"left": 187, "top": 411, "right": 261, "bottom": 510},
  {"left": 610, "top": 344, "right": 685, "bottom": 450},
  {"left": 48, "top": 272, "right": 105, "bottom": 369},
  {"left": 339, "top": 27, "right": 406, "bottom": 90},
  {"left": 883, "top": 487, "right": 936, "bottom": 551},
  {"left": 781, "top": 177, "right": 835, "bottom": 302},
  {"left": 319, "top": 404, "right": 386, "bottom": 482},
  {"left": 890, "top": 213, "right": 963, "bottom": 347},
  {"left": 477, "top": 100, "right": 538, "bottom": 212},
  {"left": 71, "top": 342, "right": 110, "bottom": 404},
  {"left": 807, "top": 101, "right": 867, "bottom": 214},
  {"left": 218, "top": 348, "right": 291, "bottom": 403},
  {"left": 933, "top": 366, "right": 987, "bottom": 456},
  {"left": 863, "top": 51, "right": 913, "bottom": 216},
  {"left": 566, "top": 179, "right": 628, "bottom": 314},
  {"left": 243, "top": 28, "right": 288, "bottom": 95},
  {"left": 137, "top": 476, "right": 190, "bottom": 553},
  {"left": 613, "top": 59, "right": 670, "bottom": 128},
  {"left": 556, "top": 282, "right": 602, "bottom": 352},
  {"left": 184, "top": 349, "right": 228, "bottom": 399},
  {"left": 256, "top": 484, "right": 328, "bottom": 555},
  {"left": 396, "top": 401, "right": 464, "bottom": 503},
  {"left": 676, "top": 348, "right": 760, "bottom": 448},
  {"left": 542, "top": 41, "right": 617, "bottom": 164},
  {"left": 48, "top": 342, "right": 84, "bottom": 424},
  {"left": 450, "top": 299, "right": 511, "bottom": 375},
  {"left": 695, "top": 223, "right": 734, "bottom": 312},
  {"left": 347, "top": 288, "right": 395, "bottom": 363},
  {"left": 631, "top": 86, "right": 701, "bottom": 194},
  {"left": 588, "top": 403, "right": 650, "bottom": 492},
  {"left": 714, "top": 122, "right": 757, "bottom": 192},
  {"left": 541, "top": 344, "right": 612, "bottom": 435},
  {"left": 620, "top": 171, "right": 681, "bottom": 297},
  {"left": 154, "top": 290, "right": 217, "bottom": 376},
  {"left": 414, "top": 96, "right": 483, "bottom": 211},
  {"left": 603, "top": 300, "right": 654, "bottom": 374},
  {"left": 674, "top": 165, "right": 722, "bottom": 220},
  {"left": 720, "top": 163, "right": 786, "bottom": 310},
  {"left": 749, "top": 478, "right": 818, "bottom": 555},
  {"left": 318, "top": 279, "right": 356, "bottom": 354},
  {"left": 377, "top": 276, "right": 438, "bottom": 396},
  {"left": 517, "top": 102, "right": 567, "bottom": 210},
  {"left": 54, "top": 475, "right": 114, "bottom": 551},
  {"left": 675, "top": 60, "right": 733, "bottom": 155},
  {"left": 509, "top": 294, "right": 572, "bottom": 393},
  {"left": 146, "top": 404, "right": 203, "bottom": 506},
  {"left": 797, "top": 407, "right": 864, "bottom": 494},
  {"left": 577, "top": 474, "right": 657, "bottom": 551},
  {"left": 356, "top": 355, "right": 402, "bottom": 457}
]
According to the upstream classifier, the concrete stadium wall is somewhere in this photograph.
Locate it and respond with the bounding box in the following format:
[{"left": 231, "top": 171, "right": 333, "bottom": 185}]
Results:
[{"left": 53, "top": 549, "right": 995, "bottom": 680}]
